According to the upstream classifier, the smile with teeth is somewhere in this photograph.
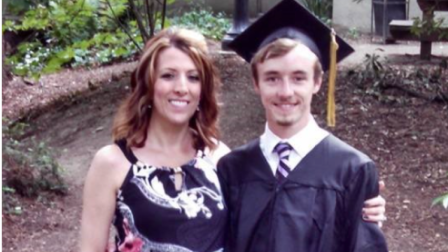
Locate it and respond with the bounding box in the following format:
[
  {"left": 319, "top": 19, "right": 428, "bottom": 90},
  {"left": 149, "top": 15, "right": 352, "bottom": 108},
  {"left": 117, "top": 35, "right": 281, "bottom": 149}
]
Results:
[
  {"left": 274, "top": 102, "right": 298, "bottom": 110},
  {"left": 169, "top": 99, "right": 190, "bottom": 107}
]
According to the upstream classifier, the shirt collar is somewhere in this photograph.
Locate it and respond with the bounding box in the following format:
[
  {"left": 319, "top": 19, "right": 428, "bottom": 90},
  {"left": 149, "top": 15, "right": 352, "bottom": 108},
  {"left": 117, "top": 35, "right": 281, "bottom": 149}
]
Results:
[
  {"left": 260, "top": 115, "right": 327, "bottom": 157},
  {"left": 261, "top": 124, "right": 283, "bottom": 156}
]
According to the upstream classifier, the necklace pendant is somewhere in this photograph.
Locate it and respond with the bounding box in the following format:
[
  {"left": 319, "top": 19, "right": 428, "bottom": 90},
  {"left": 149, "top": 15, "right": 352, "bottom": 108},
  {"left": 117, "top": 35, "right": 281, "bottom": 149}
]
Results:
[{"left": 173, "top": 168, "right": 183, "bottom": 191}]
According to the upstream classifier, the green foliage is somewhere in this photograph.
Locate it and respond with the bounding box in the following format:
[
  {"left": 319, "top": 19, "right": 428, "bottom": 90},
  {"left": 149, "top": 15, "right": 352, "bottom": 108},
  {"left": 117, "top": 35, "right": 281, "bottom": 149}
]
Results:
[
  {"left": 5, "top": 0, "right": 141, "bottom": 80},
  {"left": 6, "top": 29, "right": 140, "bottom": 79},
  {"left": 4, "top": 0, "right": 181, "bottom": 80},
  {"left": 432, "top": 192, "right": 448, "bottom": 210},
  {"left": 2, "top": 186, "right": 23, "bottom": 215},
  {"left": 432, "top": 171, "right": 448, "bottom": 210},
  {"left": 5, "top": 1, "right": 98, "bottom": 45},
  {"left": 6, "top": 42, "right": 52, "bottom": 79},
  {"left": 2, "top": 118, "right": 67, "bottom": 200},
  {"left": 411, "top": 16, "right": 448, "bottom": 40},
  {"left": 97, "top": 0, "right": 129, "bottom": 31},
  {"left": 5, "top": 0, "right": 50, "bottom": 15},
  {"left": 301, "top": 0, "right": 332, "bottom": 25},
  {"left": 347, "top": 53, "right": 386, "bottom": 90},
  {"left": 170, "top": 8, "right": 231, "bottom": 40},
  {"left": 348, "top": 27, "right": 360, "bottom": 40}
]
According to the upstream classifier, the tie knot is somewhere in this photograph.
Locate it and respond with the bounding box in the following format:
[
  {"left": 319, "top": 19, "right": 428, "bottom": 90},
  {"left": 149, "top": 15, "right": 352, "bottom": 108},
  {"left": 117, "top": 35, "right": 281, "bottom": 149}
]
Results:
[{"left": 274, "top": 142, "right": 293, "bottom": 160}]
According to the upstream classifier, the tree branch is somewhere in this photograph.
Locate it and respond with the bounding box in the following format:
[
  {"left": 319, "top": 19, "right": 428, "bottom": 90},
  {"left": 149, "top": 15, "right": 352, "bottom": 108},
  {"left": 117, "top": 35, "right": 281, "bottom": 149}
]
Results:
[
  {"left": 161, "top": 0, "right": 167, "bottom": 29},
  {"left": 104, "top": 0, "right": 142, "bottom": 51},
  {"left": 146, "top": 0, "right": 158, "bottom": 37},
  {"left": 128, "top": 0, "right": 150, "bottom": 42}
]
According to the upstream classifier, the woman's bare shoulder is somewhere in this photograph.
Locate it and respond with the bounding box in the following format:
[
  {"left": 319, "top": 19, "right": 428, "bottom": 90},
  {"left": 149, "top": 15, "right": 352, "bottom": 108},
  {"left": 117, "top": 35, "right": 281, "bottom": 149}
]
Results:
[{"left": 89, "top": 144, "right": 131, "bottom": 176}]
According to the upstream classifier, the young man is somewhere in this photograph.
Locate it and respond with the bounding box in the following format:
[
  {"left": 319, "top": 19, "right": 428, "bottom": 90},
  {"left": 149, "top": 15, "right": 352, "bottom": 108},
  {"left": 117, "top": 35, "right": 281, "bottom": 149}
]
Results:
[{"left": 218, "top": 0, "right": 388, "bottom": 251}]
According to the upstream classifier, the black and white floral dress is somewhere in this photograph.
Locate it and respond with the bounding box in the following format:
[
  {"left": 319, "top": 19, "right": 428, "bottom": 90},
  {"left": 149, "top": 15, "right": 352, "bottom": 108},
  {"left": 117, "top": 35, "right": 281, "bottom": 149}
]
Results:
[{"left": 112, "top": 140, "right": 227, "bottom": 252}]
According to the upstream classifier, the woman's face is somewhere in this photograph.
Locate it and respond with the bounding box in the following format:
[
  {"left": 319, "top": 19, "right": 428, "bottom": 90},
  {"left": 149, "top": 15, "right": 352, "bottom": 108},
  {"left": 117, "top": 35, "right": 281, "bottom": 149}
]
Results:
[{"left": 151, "top": 47, "right": 202, "bottom": 127}]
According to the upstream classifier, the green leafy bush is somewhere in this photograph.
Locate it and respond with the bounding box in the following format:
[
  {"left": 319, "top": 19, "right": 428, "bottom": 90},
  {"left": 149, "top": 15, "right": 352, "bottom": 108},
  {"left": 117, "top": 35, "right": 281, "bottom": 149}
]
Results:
[
  {"left": 2, "top": 186, "right": 23, "bottom": 215},
  {"left": 4, "top": 0, "right": 227, "bottom": 79},
  {"left": 6, "top": 28, "right": 141, "bottom": 79},
  {"left": 4, "top": 0, "right": 138, "bottom": 79},
  {"left": 411, "top": 16, "right": 448, "bottom": 40},
  {"left": 3, "top": 1, "right": 97, "bottom": 45},
  {"left": 6, "top": 41, "right": 53, "bottom": 79},
  {"left": 2, "top": 118, "right": 67, "bottom": 200},
  {"left": 348, "top": 27, "right": 360, "bottom": 40},
  {"left": 5, "top": 0, "right": 52, "bottom": 15},
  {"left": 170, "top": 8, "right": 231, "bottom": 40}
]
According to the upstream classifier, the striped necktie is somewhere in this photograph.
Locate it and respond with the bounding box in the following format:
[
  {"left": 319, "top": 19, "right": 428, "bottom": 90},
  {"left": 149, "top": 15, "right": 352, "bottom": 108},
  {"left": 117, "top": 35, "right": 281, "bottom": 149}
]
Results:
[{"left": 274, "top": 142, "right": 293, "bottom": 182}]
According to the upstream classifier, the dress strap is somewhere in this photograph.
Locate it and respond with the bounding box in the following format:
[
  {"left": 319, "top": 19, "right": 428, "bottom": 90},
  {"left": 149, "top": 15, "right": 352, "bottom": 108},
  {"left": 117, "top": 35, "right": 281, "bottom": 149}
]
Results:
[{"left": 115, "top": 139, "right": 138, "bottom": 164}]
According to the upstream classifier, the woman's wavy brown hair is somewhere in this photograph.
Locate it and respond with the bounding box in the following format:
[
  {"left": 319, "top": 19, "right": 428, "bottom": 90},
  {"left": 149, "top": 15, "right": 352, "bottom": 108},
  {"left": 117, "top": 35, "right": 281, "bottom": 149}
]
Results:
[{"left": 112, "top": 28, "right": 220, "bottom": 151}]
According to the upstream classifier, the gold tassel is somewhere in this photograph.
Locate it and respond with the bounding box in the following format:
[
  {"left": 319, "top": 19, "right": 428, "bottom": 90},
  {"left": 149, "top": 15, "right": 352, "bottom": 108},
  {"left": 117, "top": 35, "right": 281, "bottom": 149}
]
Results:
[{"left": 327, "top": 29, "right": 339, "bottom": 127}]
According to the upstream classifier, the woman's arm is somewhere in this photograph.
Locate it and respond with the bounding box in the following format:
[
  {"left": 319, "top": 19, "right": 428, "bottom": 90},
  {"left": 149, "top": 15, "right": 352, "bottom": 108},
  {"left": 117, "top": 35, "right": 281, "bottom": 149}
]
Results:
[
  {"left": 362, "top": 181, "right": 386, "bottom": 226},
  {"left": 79, "top": 145, "right": 128, "bottom": 252}
]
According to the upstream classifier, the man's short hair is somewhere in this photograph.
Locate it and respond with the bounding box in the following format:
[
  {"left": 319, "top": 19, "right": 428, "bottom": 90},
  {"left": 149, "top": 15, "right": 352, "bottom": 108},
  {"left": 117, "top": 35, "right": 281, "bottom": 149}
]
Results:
[{"left": 250, "top": 38, "right": 323, "bottom": 84}]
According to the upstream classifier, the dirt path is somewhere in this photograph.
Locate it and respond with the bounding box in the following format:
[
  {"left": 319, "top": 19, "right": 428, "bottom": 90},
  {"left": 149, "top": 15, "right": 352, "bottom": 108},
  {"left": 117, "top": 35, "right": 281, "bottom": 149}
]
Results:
[
  {"left": 2, "top": 78, "right": 125, "bottom": 251},
  {"left": 2, "top": 40, "right": 448, "bottom": 252}
]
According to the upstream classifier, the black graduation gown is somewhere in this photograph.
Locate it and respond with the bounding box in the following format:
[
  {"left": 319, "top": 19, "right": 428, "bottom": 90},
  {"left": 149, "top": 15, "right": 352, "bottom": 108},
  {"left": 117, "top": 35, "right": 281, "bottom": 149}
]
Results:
[{"left": 217, "top": 134, "right": 388, "bottom": 252}]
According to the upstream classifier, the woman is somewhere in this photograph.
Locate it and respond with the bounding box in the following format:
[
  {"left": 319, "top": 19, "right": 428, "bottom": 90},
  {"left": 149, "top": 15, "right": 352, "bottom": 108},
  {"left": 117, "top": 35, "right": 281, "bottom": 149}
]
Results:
[
  {"left": 80, "top": 28, "right": 230, "bottom": 252},
  {"left": 80, "top": 28, "right": 386, "bottom": 252}
]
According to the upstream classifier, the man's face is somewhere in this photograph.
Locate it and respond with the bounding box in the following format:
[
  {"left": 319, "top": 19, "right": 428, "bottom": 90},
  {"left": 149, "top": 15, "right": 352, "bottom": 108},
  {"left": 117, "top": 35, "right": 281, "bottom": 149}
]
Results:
[{"left": 254, "top": 44, "right": 322, "bottom": 133}]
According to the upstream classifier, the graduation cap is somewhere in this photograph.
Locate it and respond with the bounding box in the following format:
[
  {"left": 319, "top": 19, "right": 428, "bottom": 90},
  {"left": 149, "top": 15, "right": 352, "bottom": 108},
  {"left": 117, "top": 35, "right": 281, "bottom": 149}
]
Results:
[{"left": 228, "top": 0, "right": 355, "bottom": 127}]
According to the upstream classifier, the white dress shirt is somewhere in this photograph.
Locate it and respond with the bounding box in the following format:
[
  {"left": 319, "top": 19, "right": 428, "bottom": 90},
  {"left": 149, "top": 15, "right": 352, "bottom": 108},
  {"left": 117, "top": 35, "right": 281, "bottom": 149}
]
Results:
[{"left": 259, "top": 115, "right": 329, "bottom": 175}]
